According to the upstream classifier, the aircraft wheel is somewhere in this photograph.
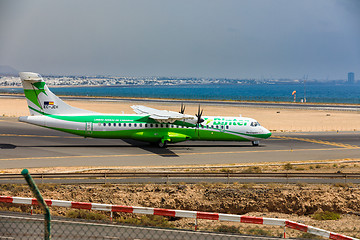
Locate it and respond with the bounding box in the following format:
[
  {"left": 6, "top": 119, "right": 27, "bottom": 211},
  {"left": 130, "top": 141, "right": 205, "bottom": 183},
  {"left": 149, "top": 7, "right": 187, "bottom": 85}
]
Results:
[
  {"left": 252, "top": 141, "right": 259, "bottom": 146},
  {"left": 158, "top": 140, "right": 168, "bottom": 148}
]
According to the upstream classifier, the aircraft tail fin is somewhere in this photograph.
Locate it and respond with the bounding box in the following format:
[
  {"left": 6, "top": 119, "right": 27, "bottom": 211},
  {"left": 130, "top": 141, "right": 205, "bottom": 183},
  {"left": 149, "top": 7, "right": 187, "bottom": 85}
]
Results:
[{"left": 19, "top": 72, "right": 94, "bottom": 116}]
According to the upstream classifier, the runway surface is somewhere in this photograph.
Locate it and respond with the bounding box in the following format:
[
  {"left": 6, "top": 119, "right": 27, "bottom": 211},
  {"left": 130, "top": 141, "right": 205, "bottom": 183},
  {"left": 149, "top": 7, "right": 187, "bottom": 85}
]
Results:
[{"left": 0, "top": 117, "right": 359, "bottom": 169}]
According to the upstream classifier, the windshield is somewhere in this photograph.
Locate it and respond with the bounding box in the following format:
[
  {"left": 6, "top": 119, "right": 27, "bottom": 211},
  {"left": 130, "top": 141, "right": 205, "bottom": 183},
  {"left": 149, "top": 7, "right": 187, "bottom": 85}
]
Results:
[{"left": 250, "top": 122, "right": 260, "bottom": 127}]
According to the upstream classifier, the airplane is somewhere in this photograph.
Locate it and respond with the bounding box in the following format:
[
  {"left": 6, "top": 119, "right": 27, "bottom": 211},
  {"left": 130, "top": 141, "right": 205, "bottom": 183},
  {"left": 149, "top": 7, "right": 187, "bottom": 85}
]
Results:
[{"left": 18, "top": 72, "right": 271, "bottom": 148}]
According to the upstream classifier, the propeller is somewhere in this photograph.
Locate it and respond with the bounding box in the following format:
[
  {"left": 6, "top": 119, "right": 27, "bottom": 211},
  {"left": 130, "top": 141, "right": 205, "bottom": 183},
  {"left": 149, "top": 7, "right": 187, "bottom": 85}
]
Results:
[
  {"left": 179, "top": 103, "right": 186, "bottom": 114},
  {"left": 195, "top": 105, "right": 204, "bottom": 136}
]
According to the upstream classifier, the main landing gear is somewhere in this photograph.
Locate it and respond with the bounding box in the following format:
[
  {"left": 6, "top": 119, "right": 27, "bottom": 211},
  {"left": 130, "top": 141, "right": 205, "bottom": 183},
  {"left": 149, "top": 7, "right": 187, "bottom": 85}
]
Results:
[
  {"left": 157, "top": 140, "right": 168, "bottom": 148},
  {"left": 252, "top": 141, "right": 260, "bottom": 146}
]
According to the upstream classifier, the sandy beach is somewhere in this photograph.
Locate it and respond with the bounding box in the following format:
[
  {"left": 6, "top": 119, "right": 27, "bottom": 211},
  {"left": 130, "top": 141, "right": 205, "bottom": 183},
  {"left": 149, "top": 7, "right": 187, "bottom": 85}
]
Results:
[{"left": 0, "top": 97, "right": 359, "bottom": 132}]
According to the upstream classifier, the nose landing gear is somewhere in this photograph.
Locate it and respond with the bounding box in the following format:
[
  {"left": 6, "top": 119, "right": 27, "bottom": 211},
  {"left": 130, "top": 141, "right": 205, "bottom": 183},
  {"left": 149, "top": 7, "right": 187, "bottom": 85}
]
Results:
[{"left": 252, "top": 141, "right": 259, "bottom": 146}]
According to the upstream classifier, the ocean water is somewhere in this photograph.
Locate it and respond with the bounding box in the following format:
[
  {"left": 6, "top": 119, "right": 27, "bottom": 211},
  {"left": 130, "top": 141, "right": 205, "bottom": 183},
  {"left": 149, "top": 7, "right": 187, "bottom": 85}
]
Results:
[{"left": 1, "top": 83, "right": 359, "bottom": 104}]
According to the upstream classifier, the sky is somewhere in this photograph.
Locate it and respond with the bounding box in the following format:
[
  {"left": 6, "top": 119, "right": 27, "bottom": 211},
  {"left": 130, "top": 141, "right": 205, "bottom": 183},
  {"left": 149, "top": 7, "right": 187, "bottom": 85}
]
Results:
[{"left": 0, "top": 0, "right": 359, "bottom": 79}]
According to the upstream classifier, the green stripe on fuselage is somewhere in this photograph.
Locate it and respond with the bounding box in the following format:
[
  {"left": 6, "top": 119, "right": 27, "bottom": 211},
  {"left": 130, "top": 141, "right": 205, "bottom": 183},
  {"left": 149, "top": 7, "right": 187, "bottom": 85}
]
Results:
[
  {"left": 45, "top": 125, "right": 251, "bottom": 142},
  {"left": 43, "top": 114, "right": 270, "bottom": 142}
]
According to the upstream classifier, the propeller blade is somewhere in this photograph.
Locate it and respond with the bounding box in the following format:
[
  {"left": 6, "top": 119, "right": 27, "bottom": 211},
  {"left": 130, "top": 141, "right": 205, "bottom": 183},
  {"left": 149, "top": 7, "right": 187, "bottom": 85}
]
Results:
[
  {"left": 195, "top": 105, "right": 204, "bottom": 136},
  {"left": 179, "top": 103, "right": 185, "bottom": 114}
]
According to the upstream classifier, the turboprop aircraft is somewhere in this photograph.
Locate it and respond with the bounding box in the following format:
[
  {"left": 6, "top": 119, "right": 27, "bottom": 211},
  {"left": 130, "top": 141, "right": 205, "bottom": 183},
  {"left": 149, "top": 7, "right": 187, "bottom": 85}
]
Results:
[{"left": 18, "top": 72, "right": 271, "bottom": 148}]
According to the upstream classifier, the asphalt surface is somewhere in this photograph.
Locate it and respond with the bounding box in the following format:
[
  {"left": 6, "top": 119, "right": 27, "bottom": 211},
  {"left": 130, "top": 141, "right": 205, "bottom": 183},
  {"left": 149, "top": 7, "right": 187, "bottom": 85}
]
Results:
[{"left": 0, "top": 117, "right": 359, "bottom": 169}]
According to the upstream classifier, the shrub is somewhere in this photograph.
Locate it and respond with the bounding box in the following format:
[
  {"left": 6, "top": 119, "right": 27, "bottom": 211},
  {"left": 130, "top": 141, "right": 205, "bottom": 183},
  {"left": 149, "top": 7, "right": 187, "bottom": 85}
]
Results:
[
  {"left": 66, "top": 209, "right": 108, "bottom": 221},
  {"left": 247, "top": 228, "right": 272, "bottom": 236},
  {"left": 283, "top": 163, "right": 293, "bottom": 170},
  {"left": 214, "top": 225, "right": 240, "bottom": 233},
  {"left": 299, "top": 232, "right": 323, "bottom": 239},
  {"left": 241, "top": 166, "right": 262, "bottom": 173},
  {"left": 311, "top": 211, "right": 341, "bottom": 220},
  {"left": 220, "top": 168, "right": 234, "bottom": 173},
  {"left": 117, "top": 215, "right": 173, "bottom": 228}
]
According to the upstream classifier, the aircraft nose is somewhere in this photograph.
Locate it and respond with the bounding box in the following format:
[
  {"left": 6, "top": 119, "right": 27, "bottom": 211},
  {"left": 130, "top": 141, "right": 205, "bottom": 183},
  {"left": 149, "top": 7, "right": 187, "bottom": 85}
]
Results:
[{"left": 261, "top": 127, "right": 272, "bottom": 138}]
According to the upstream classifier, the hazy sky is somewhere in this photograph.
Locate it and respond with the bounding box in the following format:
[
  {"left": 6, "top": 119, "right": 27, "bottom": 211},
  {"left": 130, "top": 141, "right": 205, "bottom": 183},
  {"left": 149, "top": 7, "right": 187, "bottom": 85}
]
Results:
[{"left": 0, "top": 0, "right": 359, "bottom": 79}]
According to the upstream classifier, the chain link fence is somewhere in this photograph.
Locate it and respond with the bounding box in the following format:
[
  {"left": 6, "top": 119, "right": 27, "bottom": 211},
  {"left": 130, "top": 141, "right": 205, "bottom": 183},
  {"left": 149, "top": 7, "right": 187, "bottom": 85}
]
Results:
[{"left": 0, "top": 212, "right": 279, "bottom": 240}]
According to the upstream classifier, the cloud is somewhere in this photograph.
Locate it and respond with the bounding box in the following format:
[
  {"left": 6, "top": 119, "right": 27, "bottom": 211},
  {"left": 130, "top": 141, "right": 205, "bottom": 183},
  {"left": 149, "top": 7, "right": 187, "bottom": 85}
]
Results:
[{"left": 0, "top": 0, "right": 358, "bottom": 79}]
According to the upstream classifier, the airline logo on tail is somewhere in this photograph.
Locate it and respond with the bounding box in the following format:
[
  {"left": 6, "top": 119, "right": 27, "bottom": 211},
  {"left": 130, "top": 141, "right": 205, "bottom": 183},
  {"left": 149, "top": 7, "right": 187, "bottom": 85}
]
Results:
[{"left": 44, "top": 101, "right": 57, "bottom": 109}]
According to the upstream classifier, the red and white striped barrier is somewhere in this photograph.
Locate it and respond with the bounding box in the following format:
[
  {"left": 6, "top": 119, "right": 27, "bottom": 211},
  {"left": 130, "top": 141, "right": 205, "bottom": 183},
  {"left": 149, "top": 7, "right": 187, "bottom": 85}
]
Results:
[{"left": 0, "top": 195, "right": 357, "bottom": 240}]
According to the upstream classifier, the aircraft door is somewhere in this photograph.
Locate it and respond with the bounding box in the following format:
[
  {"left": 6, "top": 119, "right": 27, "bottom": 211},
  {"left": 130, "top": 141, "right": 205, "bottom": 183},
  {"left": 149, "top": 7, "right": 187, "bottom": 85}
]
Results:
[{"left": 85, "top": 122, "right": 93, "bottom": 135}]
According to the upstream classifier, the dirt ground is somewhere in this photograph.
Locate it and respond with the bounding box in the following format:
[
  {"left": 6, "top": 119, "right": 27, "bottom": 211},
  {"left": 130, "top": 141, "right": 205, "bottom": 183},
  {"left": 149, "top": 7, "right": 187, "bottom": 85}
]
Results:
[
  {"left": 1, "top": 182, "right": 360, "bottom": 238},
  {"left": 1, "top": 162, "right": 360, "bottom": 238}
]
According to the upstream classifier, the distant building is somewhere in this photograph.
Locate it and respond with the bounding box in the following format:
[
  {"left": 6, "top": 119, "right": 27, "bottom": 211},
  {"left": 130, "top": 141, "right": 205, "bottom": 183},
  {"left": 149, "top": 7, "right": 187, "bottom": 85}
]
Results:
[{"left": 348, "top": 72, "right": 355, "bottom": 84}]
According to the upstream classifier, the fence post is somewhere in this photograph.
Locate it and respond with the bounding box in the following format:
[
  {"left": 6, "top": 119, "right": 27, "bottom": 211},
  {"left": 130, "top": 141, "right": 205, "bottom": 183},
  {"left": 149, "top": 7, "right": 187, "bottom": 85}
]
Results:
[{"left": 21, "top": 169, "right": 51, "bottom": 240}]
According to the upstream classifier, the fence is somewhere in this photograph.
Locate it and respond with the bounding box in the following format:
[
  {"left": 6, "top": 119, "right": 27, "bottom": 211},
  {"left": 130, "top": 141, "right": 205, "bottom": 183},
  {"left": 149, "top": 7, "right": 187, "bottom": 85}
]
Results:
[
  {"left": 2, "top": 212, "right": 280, "bottom": 240},
  {"left": 0, "top": 195, "right": 358, "bottom": 240},
  {"left": 1, "top": 172, "right": 360, "bottom": 185}
]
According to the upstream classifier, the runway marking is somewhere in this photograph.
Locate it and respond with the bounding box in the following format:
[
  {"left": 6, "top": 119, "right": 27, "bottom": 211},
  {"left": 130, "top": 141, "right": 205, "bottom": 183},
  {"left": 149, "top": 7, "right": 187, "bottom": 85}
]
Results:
[
  {"left": 0, "top": 147, "right": 353, "bottom": 162},
  {"left": 0, "top": 134, "right": 80, "bottom": 139},
  {"left": 272, "top": 136, "right": 360, "bottom": 149}
]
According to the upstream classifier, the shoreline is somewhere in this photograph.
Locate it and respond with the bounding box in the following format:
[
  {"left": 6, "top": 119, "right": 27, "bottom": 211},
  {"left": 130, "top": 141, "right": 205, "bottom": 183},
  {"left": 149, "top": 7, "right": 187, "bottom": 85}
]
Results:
[{"left": 0, "top": 92, "right": 359, "bottom": 107}]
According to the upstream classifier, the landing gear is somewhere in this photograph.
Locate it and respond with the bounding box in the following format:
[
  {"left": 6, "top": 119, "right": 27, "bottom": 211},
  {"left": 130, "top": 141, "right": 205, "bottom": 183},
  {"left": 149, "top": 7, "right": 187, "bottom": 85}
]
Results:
[
  {"left": 157, "top": 140, "right": 168, "bottom": 148},
  {"left": 252, "top": 141, "right": 259, "bottom": 146}
]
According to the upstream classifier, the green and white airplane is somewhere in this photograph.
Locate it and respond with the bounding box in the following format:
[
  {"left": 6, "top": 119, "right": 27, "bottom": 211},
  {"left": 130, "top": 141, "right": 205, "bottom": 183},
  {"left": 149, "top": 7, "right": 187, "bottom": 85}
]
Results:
[{"left": 19, "top": 72, "right": 271, "bottom": 148}]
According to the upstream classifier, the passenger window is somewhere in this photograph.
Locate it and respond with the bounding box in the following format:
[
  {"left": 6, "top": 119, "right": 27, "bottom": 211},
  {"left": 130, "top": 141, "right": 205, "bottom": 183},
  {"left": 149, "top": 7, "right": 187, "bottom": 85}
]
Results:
[
  {"left": 150, "top": 124, "right": 153, "bottom": 127},
  {"left": 119, "top": 123, "right": 121, "bottom": 127},
  {"left": 124, "top": 123, "right": 126, "bottom": 127},
  {"left": 221, "top": 125, "right": 223, "bottom": 129},
  {"left": 216, "top": 125, "right": 219, "bottom": 129},
  {"left": 129, "top": 123, "right": 132, "bottom": 127},
  {"left": 103, "top": 123, "right": 106, "bottom": 126},
  {"left": 139, "top": 123, "right": 142, "bottom": 127},
  {"left": 226, "top": 126, "right": 229, "bottom": 129},
  {"left": 134, "top": 123, "right": 137, "bottom": 127},
  {"left": 145, "top": 124, "right": 147, "bottom": 127}
]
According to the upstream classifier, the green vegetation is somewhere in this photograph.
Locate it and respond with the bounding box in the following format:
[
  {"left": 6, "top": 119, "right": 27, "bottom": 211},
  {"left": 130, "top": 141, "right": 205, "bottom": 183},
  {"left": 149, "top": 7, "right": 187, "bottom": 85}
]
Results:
[
  {"left": 311, "top": 211, "right": 341, "bottom": 221},
  {"left": 214, "top": 225, "right": 240, "bottom": 233},
  {"left": 298, "top": 232, "right": 323, "bottom": 239},
  {"left": 66, "top": 209, "right": 108, "bottom": 221},
  {"left": 283, "top": 163, "right": 293, "bottom": 170},
  {"left": 116, "top": 215, "right": 174, "bottom": 228},
  {"left": 247, "top": 228, "right": 272, "bottom": 236},
  {"left": 241, "top": 166, "right": 262, "bottom": 173}
]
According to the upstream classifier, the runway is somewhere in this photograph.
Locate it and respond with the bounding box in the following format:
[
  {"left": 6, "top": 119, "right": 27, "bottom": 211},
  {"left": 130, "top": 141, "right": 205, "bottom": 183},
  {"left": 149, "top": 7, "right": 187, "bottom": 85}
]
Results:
[{"left": 0, "top": 117, "right": 359, "bottom": 169}]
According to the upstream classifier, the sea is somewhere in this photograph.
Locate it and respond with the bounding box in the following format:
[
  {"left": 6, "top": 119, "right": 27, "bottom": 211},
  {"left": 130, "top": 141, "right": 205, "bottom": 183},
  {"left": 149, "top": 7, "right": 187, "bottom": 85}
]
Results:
[{"left": 1, "top": 83, "right": 359, "bottom": 104}]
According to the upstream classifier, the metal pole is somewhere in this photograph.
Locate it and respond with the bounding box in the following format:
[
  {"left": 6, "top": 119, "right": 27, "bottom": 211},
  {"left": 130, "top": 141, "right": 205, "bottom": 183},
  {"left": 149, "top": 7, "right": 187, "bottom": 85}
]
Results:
[{"left": 21, "top": 169, "right": 51, "bottom": 240}]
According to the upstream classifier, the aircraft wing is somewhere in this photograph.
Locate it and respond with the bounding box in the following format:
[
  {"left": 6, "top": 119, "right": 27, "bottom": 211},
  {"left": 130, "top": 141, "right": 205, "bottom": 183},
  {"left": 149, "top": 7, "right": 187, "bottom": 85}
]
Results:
[{"left": 131, "top": 105, "right": 194, "bottom": 123}]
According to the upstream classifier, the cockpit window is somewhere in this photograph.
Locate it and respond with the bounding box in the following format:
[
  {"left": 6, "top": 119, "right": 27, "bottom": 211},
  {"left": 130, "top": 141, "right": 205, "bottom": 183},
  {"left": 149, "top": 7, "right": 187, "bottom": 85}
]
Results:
[{"left": 250, "top": 122, "right": 261, "bottom": 127}]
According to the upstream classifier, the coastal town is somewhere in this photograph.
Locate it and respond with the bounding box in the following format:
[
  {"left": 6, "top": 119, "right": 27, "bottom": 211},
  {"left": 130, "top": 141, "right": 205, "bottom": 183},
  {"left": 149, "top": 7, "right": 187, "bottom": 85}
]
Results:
[{"left": 0, "top": 74, "right": 333, "bottom": 87}]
